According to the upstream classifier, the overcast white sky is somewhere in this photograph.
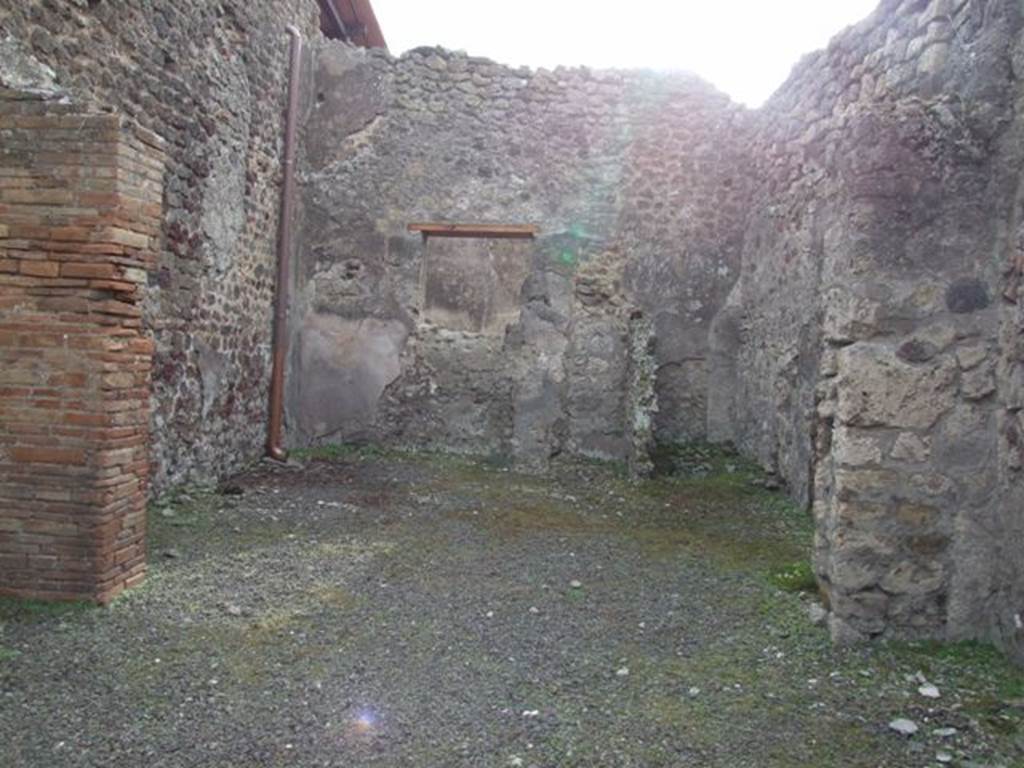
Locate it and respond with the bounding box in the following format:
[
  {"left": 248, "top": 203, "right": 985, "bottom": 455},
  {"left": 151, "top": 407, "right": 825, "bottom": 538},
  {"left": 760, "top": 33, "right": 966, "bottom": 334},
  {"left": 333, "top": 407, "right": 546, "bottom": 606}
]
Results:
[{"left": 371, "top": 0, "right": 881, "bottom": 107}]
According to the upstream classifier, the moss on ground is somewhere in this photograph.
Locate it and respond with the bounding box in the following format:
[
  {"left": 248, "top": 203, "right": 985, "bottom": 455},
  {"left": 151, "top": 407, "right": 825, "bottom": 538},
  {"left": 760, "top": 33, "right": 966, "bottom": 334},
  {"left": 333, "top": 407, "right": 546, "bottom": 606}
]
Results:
[
  {"left": 292, "top": 442, "right": 392, "bottom": 461},
  {"left": 431, "top": 441, "right": 814, "bottom": 598},
  {"left": 0, "top": 595, "right": 96, "bottom": 623},
  {"left": 146, "top": 484, "right": 302, "bottom": 558},
  {"left": 4, "top": 446, "right": 1022, "bottom": 767}
]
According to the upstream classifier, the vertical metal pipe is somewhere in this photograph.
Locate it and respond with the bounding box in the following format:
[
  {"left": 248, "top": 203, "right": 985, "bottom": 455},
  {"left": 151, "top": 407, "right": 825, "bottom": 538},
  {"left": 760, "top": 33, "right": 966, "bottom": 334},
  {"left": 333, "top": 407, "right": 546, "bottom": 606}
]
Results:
[{"left": 266, "top": 25, "right": 303, "bottom": 462}]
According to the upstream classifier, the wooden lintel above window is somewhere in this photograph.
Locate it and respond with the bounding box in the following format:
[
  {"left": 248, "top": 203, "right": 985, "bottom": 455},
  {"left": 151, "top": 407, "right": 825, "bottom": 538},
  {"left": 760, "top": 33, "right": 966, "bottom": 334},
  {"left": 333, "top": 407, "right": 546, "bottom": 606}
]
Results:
[{"left": 407, "top": 223, "right": 539, "bottom": 239}]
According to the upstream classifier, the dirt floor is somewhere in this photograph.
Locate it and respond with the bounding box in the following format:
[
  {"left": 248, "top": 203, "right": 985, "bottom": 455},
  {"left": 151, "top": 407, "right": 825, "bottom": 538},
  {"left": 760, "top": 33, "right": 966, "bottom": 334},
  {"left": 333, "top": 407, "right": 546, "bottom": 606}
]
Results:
[{"left": 1, "top": 447, "right": 1022, "bottom": 767}]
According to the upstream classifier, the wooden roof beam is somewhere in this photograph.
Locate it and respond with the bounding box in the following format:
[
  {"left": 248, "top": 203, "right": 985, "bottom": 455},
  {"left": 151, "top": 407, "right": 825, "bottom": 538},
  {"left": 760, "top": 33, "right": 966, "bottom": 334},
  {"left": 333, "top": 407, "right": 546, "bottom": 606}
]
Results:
[{"left": 407, "top": 223, "right": 539, "bottom": 239}]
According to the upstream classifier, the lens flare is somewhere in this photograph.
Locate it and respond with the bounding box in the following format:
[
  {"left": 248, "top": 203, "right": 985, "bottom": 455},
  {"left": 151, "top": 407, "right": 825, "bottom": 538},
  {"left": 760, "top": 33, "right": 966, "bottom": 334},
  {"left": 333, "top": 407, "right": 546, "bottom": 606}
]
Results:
[{"left": 352, "top": 708, "right": 378, "bottom": 735}]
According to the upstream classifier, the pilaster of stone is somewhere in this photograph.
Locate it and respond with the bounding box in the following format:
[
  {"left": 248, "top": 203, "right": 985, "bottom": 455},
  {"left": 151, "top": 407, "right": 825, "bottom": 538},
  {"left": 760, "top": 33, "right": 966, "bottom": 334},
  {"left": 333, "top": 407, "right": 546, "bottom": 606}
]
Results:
[{"left": 626, "top": 310, "right": 657, "bottom": 479}]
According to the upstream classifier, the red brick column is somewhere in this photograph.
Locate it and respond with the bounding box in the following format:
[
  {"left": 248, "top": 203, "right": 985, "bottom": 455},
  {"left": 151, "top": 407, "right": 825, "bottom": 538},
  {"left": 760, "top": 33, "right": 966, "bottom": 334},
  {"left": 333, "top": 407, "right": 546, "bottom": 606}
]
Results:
[{"left": 0, "top": 101, "right": 165, "bottom": 603}]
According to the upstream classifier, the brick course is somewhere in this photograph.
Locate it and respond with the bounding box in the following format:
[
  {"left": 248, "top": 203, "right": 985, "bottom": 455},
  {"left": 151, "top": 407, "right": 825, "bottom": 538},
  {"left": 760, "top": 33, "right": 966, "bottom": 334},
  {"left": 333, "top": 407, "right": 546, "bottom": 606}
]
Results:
[{"left": 0, "top": 100, "right": 165, "bottom": 603}]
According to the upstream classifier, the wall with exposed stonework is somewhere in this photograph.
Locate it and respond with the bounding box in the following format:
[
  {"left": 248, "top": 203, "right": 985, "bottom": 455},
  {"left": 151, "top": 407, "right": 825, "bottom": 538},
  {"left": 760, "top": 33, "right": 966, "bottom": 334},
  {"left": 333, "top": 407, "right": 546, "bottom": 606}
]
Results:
[
  {"left": 708, "top": 0, "right": 1024, "bottom": 661},
  {"left": 292, "top": 44, "right": 750, "bottom": 468},
  {"left": 3, "top": 0, "right": 1021, "bottom": 662},
  {"left": 294, "top": 0, "right": 1024, "bottom": 660},
  {"left": 0, "top": 0, "right": 322, "bottom": 491}
]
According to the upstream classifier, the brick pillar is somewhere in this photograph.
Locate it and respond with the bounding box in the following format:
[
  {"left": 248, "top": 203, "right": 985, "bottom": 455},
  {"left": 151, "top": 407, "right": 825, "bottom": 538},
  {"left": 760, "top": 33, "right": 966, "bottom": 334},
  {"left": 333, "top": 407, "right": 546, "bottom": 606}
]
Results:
[{"left": 0, "top": 101, "right": 165, "bottom": 603}]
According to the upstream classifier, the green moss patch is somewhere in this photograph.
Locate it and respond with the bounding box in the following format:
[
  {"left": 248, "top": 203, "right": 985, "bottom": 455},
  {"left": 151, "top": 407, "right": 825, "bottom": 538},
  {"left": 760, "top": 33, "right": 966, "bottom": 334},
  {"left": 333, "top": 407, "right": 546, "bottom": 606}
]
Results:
[{"left": 0, "top": 596, "right": 95, "bottom": 623}]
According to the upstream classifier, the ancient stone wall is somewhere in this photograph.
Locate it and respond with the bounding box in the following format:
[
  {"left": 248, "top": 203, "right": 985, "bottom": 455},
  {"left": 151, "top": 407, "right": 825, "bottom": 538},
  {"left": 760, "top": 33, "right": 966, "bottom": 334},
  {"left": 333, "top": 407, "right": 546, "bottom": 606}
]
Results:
[
  {"left": 293, "top": 44, "right": 750, "bottom": 467},
  {"left": 709, "top": 0, "right": 1024, "bottom": 660},
  {"left": 296, "top": 3, "right": 1023, "bottom": 659},
  {"left": 3, "top": 0, "right": 1020, "bottom": 660},
  {"left": 0, "top": 0, "right": 322, "bottom": 490},
  {"left": 990, "top": 2, "right": 1024, "bottom": 666}
]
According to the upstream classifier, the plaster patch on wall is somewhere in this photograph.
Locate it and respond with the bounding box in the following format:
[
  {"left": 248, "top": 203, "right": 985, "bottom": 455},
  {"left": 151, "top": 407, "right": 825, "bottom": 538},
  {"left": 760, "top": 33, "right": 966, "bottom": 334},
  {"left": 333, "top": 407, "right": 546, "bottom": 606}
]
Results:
[
  {"left": 0, "top": 36, "right": 63, "bottom": 97},
  {"left": 196, "top": 339, "right": 227, "bottom": 419},
  {"left": 201, "top": 143, "right": 247, "bottom": 275},
  {"left": 421, "top": 237, "right": 531, "bottom": 335},
  {"left": 295, "top": 314, "right": 409, "bottom": 441}
]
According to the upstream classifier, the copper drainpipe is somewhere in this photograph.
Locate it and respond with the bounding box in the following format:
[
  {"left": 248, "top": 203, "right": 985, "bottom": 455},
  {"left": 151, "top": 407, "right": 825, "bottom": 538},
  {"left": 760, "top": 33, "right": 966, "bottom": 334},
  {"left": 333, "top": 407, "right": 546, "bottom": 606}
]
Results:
[{"left": 267, "top": 25, "right": 303, "bottom": 462}]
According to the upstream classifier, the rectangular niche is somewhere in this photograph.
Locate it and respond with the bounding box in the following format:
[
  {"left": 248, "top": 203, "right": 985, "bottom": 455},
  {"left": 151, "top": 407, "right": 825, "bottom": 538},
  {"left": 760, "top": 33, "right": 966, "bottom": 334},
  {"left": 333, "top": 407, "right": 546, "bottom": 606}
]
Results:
[{"left": 411, "top": 223, "right": 535, "bottom": 335}]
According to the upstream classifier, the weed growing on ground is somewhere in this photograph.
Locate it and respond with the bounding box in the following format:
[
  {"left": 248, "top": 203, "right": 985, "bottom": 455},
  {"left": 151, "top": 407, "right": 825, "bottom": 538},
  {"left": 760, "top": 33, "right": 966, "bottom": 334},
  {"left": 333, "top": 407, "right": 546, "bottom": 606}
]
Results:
[{"left": 768, "top": 560, "right": 818, "bottom": 593}]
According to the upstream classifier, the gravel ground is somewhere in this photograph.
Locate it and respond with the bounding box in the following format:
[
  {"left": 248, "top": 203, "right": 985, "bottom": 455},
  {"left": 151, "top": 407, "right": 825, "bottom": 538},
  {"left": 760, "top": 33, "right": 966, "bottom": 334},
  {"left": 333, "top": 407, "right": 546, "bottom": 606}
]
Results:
[{"left": 1, "top": 447, "right": 1022, "bottom": 768}]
